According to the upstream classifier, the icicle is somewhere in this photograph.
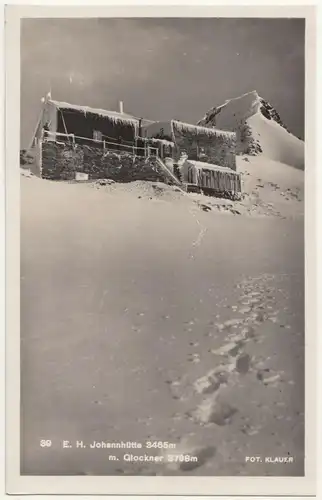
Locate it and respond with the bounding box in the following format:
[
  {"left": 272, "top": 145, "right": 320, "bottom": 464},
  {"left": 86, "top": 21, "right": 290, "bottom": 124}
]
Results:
[
  {"left": 51, "top": 99, "right": 139, "bottom": 127},
  {"left": 171, "top": 120, "right": 235, "bottom": 138}
]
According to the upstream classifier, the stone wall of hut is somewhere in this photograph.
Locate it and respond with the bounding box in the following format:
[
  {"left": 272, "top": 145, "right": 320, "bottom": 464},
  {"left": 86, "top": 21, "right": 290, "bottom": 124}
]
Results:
[
  {"left": 40, "top": 140, "right": 173, "bottom": 183},
  {"left": 171, "top": 123, "right": 237, "bottom": 171}
]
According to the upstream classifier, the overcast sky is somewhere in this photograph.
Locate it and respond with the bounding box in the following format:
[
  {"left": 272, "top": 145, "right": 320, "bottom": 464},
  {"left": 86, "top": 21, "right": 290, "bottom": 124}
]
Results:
[{"left": 21, "top": 17, "right": 305, "bottom": 147}]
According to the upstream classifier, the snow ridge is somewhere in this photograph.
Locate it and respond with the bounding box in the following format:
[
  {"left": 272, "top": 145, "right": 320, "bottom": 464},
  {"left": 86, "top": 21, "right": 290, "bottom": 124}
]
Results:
[
  {"left": 197, "top": 91, "right": 304, "bottom": 170},
  {"left": 171, "top": 120, "right": 235, "bottom": 138}
]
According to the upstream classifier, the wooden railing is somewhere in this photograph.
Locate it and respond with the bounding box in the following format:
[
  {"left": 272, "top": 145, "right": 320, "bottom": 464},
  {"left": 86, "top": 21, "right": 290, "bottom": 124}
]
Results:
[{"left": 43, "top": 130, "right": 159, "bottom": 158}]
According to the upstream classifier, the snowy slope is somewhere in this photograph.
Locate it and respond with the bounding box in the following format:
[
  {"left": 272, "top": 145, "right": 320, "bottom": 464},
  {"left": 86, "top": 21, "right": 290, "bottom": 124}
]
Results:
[
  {"left": 198, "top": 91, "right": 304, "bottom": 170},
  {"left": 21, "top": 172, "right": 304, "bottom": 475},
  {"left": 237, "top": 155, "right": 304, "bottom": 219},
  {"left": 246, "top": 113, "right": 304, "bottom": 170}
]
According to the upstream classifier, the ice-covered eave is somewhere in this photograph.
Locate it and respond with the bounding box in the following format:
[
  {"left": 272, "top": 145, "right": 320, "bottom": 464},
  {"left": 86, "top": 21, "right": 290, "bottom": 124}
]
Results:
[
  {"left": 186, "top": 159, "right": 239, "bottom": 174},
  {"left": 171, "top": 120, "right": 235, "bottom": 138},
  {"left": 49, "top": 99, "right": 140, "bottom": 127}
]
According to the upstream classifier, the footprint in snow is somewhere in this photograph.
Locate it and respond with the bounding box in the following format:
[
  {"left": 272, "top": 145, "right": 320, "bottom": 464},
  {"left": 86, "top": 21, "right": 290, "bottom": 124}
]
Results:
[
  {"left": 240, "top": 326, "right": 257, "bottom": 339},
  {"left": 166, "top": 379, "right": 190, "bottom": 401},
  {"left": 235, "top": 353, "right": 251, "bottom": 374},
  {"left": 216, "top": 318, "right": 244, "bottom": 333},
  {"left": 256, "top": 369, "right": 281, "bottom": 386},
  {"left": 226, "top": 342, "right": 245, "bottom": 357},
  {"left": 193, "top": 364, "right": 234, "bottom": 395},
  {"left": 210, "top": 342, "right": 239, "bottom": 356},
  {"left": 239, "top": 306, "right": 252, "bottom": 314},
  {"left": 241, "top": 423, "right": 261, "bottom": 436},
  {"left": 190, "top": 398, "right": 238, "bottom": 426},
  {"left": 188, "top": 353, "right": 201, "bottom": 363}
]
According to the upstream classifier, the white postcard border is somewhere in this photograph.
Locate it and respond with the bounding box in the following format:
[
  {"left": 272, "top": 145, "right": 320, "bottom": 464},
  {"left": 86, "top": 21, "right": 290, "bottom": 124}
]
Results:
[{"left": 5, "top": 4, "right": 317, "bottom": 496}]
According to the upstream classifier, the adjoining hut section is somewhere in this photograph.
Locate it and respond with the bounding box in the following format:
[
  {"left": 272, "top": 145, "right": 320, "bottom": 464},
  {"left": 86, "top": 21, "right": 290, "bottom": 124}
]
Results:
[
  {"left": 180, "top": 159, "right": 241, "bottom": 200},
  {"left": 143, "top": 119, "right": 241, "bottom": 199},
  {"left": 171, "top": 120, "right": 237, "bottom": 171}
]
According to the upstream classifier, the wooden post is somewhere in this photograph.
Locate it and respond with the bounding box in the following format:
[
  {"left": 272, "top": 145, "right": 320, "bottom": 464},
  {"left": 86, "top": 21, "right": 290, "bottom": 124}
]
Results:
[
  {"left": 59, "top": 109, "right": 71, "bottom": 145},
  {"left": 27, "top": 106, "right": 44, "bottom": 152}
]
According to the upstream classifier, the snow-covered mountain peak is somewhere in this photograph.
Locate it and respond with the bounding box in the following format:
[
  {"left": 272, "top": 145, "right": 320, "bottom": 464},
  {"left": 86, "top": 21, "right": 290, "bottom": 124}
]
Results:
[
  {"left": 197, "top": 91, "right": 304, "bottom": 169},
  {"left": 197, "top": 90, "right": 288, "bottom": 129}
]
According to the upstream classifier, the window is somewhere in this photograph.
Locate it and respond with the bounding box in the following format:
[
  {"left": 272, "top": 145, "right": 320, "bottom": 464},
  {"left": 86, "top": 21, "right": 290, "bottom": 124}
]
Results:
[
  {"left": 198, "top": 146, "right": 207, "bottom": 159},
  {"left": 93, "top": 130, "right": 103, "bottom": 142}
]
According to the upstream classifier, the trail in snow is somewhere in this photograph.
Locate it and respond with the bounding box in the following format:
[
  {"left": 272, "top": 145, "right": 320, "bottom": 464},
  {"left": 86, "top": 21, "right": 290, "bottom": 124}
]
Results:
[{"left": 191, "top": 214, "right": 207, "bottom": 248}]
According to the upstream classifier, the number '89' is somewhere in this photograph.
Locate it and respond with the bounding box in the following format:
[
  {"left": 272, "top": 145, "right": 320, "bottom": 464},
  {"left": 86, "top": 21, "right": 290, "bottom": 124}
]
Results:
[{"left": 40, "top": 440, "right": 52, "bottom": 447}]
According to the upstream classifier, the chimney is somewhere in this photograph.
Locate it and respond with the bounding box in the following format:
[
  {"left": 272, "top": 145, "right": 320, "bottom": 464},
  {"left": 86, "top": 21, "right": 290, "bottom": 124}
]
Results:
[{"left": 119, "top": 101, "right": 124, "bottom": 114}]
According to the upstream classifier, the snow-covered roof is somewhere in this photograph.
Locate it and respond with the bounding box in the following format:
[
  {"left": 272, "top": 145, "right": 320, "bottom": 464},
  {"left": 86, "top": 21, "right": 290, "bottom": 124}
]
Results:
[
  {"left": 171, "top": 119, "right": 235, "bottom": 138},
  {"left": 185, "top": 159, "right": 239, "bottom": 174},
  {"left": 48, "top": 99, "right": 140, "bottom": 126}
]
